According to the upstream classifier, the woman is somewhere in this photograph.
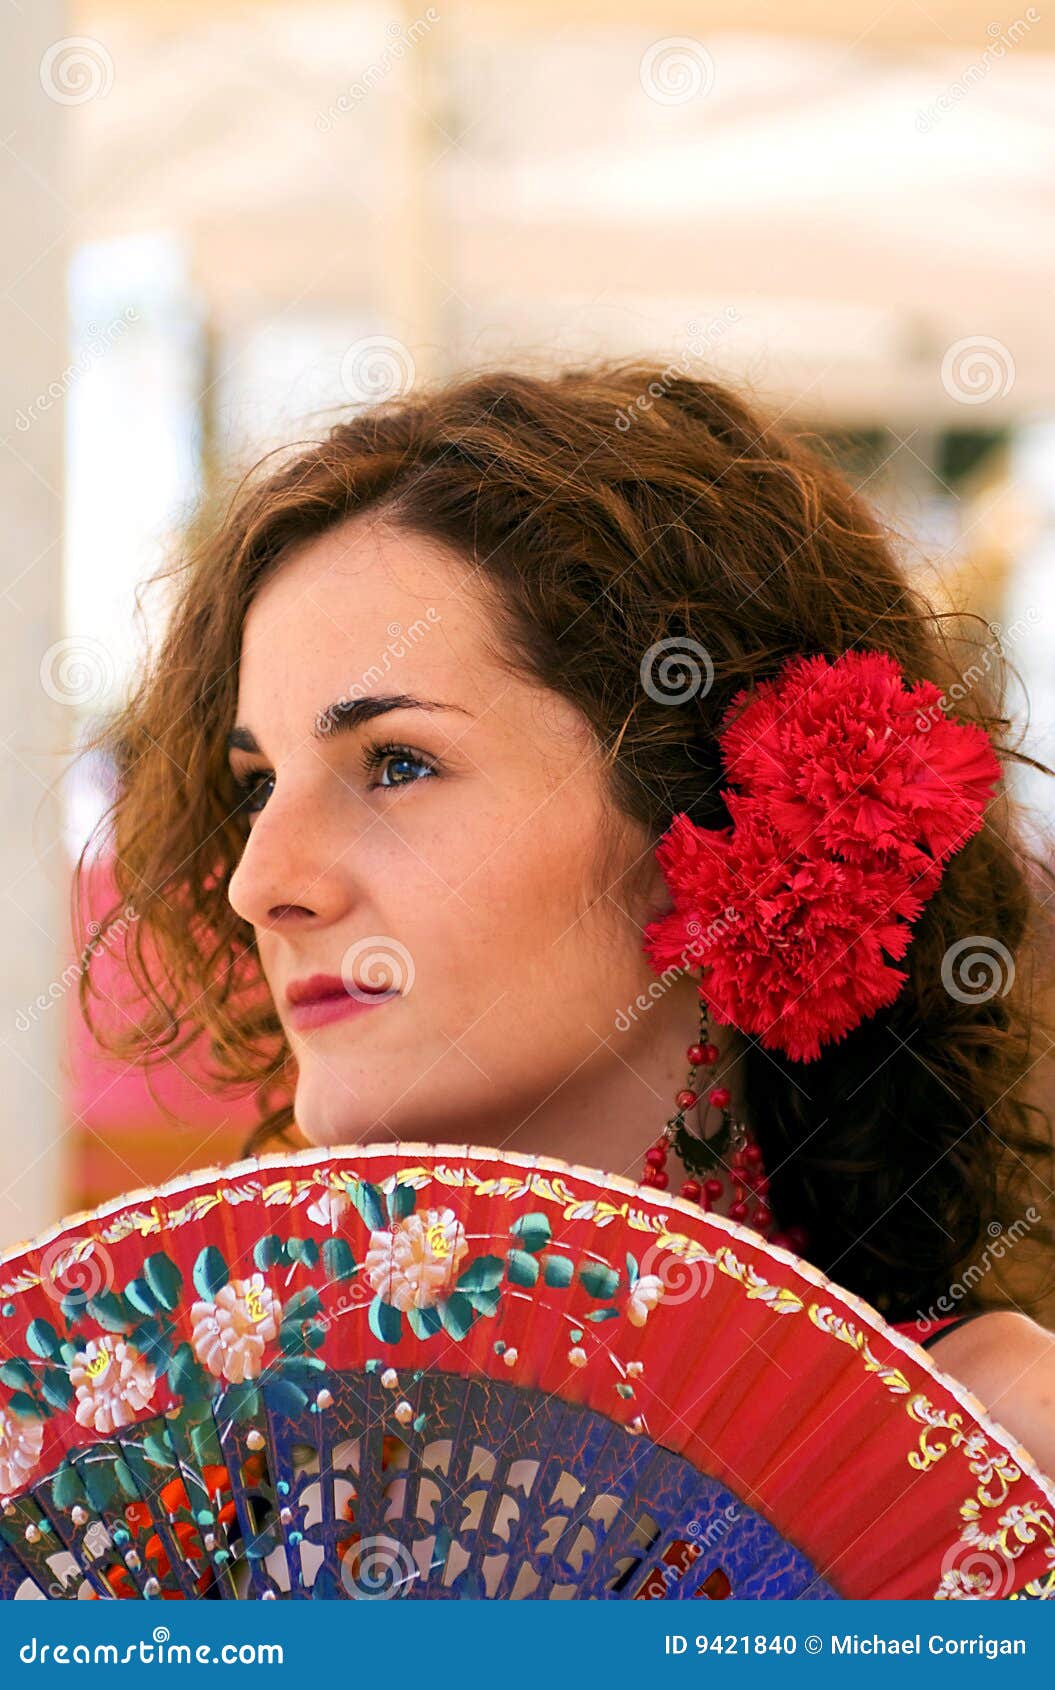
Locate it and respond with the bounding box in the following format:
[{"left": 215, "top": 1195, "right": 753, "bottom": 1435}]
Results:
[{"left": 81, "top": 360, "right": 1055, "bottom": 1478}]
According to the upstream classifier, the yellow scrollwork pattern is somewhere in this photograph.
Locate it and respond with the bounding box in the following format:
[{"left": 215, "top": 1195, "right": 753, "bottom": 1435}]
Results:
[{"left": 809, "top": 1304, "right": 912, "bottom": 1394}]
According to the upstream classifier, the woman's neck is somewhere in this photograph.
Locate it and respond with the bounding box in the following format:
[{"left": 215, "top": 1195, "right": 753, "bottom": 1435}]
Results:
[{"left": 490, "top": 971, "right": 745, "bottom": 1190}]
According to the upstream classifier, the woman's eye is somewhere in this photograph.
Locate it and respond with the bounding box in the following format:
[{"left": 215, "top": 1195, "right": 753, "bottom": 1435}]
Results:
[
  {"left": 231, "top": 744, "right": 435, "bottom": 819},
  {"left": 234, "top": 771, "right": 274, "bottom": 820},
  {"left": 372, "top": 750, "right": 436, "bottom": 789}
]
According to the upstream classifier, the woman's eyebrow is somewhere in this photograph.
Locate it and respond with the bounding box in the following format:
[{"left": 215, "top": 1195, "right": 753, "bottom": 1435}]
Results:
[{"left": 226, "top": 693, "right": 470, "bottom": 755}]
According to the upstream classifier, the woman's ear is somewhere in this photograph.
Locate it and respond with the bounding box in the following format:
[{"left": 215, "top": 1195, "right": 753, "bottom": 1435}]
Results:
[
  {"left": 642, "top": 854, "right": 675, "bottom": 920},
  {"left": 613, "top": 833, "right": 674, "bottom": 925}
]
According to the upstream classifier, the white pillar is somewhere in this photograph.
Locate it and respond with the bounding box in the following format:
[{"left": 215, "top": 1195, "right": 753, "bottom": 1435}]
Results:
[
  {"left": 377, "top": 0, "right": 447, "bottom": 384},
  {"left": 0, "top": 1, "right": 68, "bottom": 1247}
]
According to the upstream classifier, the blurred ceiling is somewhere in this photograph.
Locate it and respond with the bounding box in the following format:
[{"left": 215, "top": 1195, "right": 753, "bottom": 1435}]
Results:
[
  {"left": 67, "top": 1, "right": 1055, "bottom": 423},
  {"left": 87, "top": 0, "right": 1055, "bottom": 50}
]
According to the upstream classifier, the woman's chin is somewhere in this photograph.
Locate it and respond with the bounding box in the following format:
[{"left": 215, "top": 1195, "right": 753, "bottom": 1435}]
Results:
[{"left": 292, "top": 1082, "right": 396, "bottom": 1150}]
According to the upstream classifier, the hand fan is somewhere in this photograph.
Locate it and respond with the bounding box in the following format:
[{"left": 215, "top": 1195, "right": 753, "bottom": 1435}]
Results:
[{"left": 0, "top": 1143, "right": 1052, "bottom": 1603}]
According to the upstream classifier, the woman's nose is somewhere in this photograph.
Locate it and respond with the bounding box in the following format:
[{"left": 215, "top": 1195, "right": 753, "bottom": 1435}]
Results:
[{"left": 226, "top": 781, "right": 365, "bottom": 930}]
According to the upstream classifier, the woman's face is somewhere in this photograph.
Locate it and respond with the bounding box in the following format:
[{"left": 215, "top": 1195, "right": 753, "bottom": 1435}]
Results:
[{"left": 227, "top": 515, "right": 669, "bottom": 1149}]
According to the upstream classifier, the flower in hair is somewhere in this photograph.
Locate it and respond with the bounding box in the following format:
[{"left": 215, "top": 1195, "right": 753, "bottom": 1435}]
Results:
[
  {"left": 718, "top": 651, "right": 1003, "bottom": 897},
  {"left": 643, "top": 650, "right": 1002, "bottom": 1062}
]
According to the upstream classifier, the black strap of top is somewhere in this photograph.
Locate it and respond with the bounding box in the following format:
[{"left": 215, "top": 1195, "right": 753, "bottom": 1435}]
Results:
[{"left": 919, "top": 1311, "right": 987, "bottom": 1349}]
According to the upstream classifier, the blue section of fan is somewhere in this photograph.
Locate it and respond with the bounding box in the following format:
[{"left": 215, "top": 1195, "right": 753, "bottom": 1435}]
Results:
[{"left": 1, "top": 1369, "right": 839, "bottom": 1600}]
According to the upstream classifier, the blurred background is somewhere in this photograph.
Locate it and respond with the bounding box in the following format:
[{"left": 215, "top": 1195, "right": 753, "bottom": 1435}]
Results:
[{"left": 2, "top": 0, "right": 1054, "bottom": 1258}]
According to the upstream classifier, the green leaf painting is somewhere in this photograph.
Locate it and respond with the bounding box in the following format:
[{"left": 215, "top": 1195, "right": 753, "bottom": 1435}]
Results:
[
  {"left": 386, "top": 1181, "right": 416, "bottom": 1222},
  {"left": 368, "top": 1294, "right": 402, "bottom": 1345},
  {"left": 510, "top": 1212, "right": 551, "bottom": 1253},
  {"left": 456, "top": 1256, "right": 504, "bottom": 1293},
  {"left": 579, "top": 1261, "right": 620, "bottom": 1300},
  {"left": 124, "top": 1277, "right": 160, "bottom": 1317},
  {"left": 286, "top": 1238, "right": 319, "bottom": 1270},
  {"left": 50, "top": 1463, "right": 84, "bottom": 1512},
  {"left": 167, "top": 1343, "right": 205, "bottom": 1402},
  {"left": 40, "top": 1369, "right": 74, "bottom": 1412},
  {"left": 321, "top": 1237, "right": 356, "bottom": 1281},
  {"left": 192, "top": 1246, "right": 229, "bottom": 1301},
  {"left": 541, "top": 1253, "right": 574, "bottom": 1289},
  {"left": 506, "top": 1248, "right": 540, "bottom": 1288},
  {"left": 142, "top": 1253, "right": 182, "bottom": 1311},
  {"left": 0, "top": 1357, "right": 35, "bottom": 1391},
  {"left": 85, "top": 1291, "right": 131, "bottom": 1333},
  {"left": 253, "top": 1235, "right": 287, "bottom": 1272},
  {"left": 262, "top": 1378, "right": 309, "bottom": 1416},
  {"left": 25, "top": 1318, "right": 60, "bottom": 1360},
  {"left": 6, "top": 1390, "right": 43, "bottom": 1420},
  {"left": 283, "top": 1287, "right": 322, "bottom": 1325},
  {"left": 437, "top": 1292, "right": 475, "bottom": 1342},
  {"left": 406, "top": 1305, "right": 443, "bottom": 1339},
  {"left": 346, "top": 1178, "right": 385, "bottom": 1231}
]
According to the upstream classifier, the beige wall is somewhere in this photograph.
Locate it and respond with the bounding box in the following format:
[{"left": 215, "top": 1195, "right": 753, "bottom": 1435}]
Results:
[{"left": 0, "top": 2, "right": 67, "bottom": 1247}]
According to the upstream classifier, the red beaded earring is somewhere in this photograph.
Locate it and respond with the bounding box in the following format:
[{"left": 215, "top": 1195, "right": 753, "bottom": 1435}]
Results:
[{"left": 639, "top": 991, "right": 810, "bottom": 1256}]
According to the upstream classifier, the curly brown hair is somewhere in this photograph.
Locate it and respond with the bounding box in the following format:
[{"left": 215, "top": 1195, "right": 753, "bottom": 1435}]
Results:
[{"left": 77, "top": 360, "right": 1055, "bottom": 1323}]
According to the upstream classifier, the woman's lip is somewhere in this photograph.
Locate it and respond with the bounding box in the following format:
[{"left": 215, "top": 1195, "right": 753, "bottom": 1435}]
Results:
[
  {"left": 287, "top": 972, "right": 357, "bottom": 1007},
  {"left": 286, "top": 990, "right": 398, "bottom": 1032}
]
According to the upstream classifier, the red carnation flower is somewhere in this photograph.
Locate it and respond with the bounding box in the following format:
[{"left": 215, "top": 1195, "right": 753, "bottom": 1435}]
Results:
[
  {"left": 644, "top": 649, "right": 1002, "bottom": 1061},
  {"left": 644, "top": 802, "right": 924, "bottom": 1062},
  {"left": 719, "top": 651, "right": 1000, "bottom": 897}
]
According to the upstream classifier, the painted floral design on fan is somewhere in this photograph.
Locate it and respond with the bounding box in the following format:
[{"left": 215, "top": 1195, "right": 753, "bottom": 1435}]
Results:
[
  {"left": 0, "top": 1168, "right": 670, "bottom": 1511},
  {"left": 69, "top": 1337, "right": 157, "bottom": 1435},
  {"left": 627, "top": 1273, "right": 665, "bottom": 1327},
  {"left": 364, "top": 1206, "right": 469, "bottom": 1311},
  {"left": 0, "top": 1404, "right": 44, "bottom": 1496},
  {"left": 190, "top": 1274, "right": 283, "bottom": 1384},
  {"left": 341, "top": 1175, "right": 662, "bottom": 1356},
  {"left": 305, "top": 1189, "right": 350, "bottom": 1229}
]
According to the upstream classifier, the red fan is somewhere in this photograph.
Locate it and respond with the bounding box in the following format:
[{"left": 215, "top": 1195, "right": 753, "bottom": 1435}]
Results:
[{"left": 0, "top": 1144, "right": 1051, "bottom": 1601}]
